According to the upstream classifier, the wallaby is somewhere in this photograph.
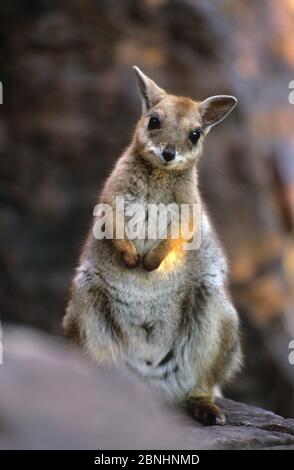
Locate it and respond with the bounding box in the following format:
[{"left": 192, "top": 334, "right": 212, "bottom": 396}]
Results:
[{"left": 63, "top": 66, "right": 242, "bottom": 425}]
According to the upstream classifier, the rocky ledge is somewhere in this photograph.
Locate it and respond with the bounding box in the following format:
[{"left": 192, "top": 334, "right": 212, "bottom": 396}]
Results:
[{"left": 0, "top": 326, "right": 293, "bottom": 450}]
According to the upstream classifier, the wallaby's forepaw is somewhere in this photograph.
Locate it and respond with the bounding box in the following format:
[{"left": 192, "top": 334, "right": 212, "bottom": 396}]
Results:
[
  {"left": 186, "top": 396, "right": 226, "bottom": 426},
  {"left": 142, "top": 253, "right": 162, "bottom": 271},
  {"left": 123, "top": 252, "right": 140, "bottom": 268}
]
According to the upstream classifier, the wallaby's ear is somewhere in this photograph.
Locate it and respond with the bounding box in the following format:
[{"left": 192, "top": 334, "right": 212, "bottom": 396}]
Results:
[
  {"left": 132, "top": 66, "right": 166, "bottom": 113},
  {"left": 199, "top": 95, "right": 237, "bottom": 132}
]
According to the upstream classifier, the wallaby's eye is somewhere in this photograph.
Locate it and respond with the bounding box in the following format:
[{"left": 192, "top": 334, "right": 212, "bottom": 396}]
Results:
[
  {"left": 148, "top": 116, "right": 161, "bottom": 130},
  {"left": 189, "top": 128, "right": 203, "bottom": 145}
]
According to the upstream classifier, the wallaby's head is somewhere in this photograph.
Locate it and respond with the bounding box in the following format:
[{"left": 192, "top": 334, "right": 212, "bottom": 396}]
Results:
[{"left": 132, "top": 66, "right": 237, "bottom": 171}]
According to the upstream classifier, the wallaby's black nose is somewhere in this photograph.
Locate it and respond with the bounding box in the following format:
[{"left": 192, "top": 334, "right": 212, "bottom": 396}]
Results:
[{"left": 162, "top": 146, "right": 176, "bottom": 162}]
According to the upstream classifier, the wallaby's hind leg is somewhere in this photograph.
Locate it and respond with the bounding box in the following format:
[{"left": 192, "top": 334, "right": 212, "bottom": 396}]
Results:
[{"left": 186, "top": 395, "right": 226, "bottom": 426}]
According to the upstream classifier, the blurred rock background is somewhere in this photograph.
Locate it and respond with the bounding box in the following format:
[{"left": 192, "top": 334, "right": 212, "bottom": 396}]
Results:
[
  {"left": 0, "top": 0, "right": 294, "bottom": 418},
  {"left": 2, "top": 327, "right": 294, "bottom": 450}
]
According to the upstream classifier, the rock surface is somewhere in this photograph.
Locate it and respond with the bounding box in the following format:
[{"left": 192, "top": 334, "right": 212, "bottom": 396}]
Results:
[
  {"left": 0, "top": 326, "right": 294, "bottom": 450},
  {"left": 194, "top": 399, "right": 294, "bottom": 450}
]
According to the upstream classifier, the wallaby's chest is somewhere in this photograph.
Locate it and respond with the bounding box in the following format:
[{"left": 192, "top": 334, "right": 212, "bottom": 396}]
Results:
[{"left": 123, "top": 178, "right": 177, "bottom": 255}]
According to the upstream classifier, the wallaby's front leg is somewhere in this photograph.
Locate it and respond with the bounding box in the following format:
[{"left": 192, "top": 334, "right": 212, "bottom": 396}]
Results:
[
  {"left": 113, "top": 238, "right": 140, "bottom": 268},
  {"left": 111, "top": 207, "right": 140, "bottom": 268},
  {"left": 142, "top": 238, "right": 179, "bottom": 271},
  {"left": 143, "top": 207, "right": 196, "bottom": 271}
]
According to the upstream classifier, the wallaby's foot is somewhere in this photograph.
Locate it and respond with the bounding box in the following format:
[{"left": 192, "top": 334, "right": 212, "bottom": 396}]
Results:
[
  {"left": 123, "top": 252, "right": 140, "bottom": 268},
  {"left": 186, "top": 396, "right": 226, "bottom": 426}
]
